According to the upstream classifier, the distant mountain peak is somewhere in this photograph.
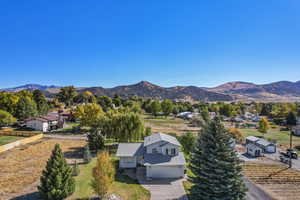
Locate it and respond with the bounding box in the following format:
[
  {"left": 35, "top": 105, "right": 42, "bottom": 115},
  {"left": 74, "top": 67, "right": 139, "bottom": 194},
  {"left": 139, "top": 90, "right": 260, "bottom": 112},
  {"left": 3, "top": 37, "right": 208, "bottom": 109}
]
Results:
[
  {"left": 135, "top": 81, "right": 160, "bottom": 88},
  {"left": 0, "top": 84, "right": 60, "bottom": 92}
]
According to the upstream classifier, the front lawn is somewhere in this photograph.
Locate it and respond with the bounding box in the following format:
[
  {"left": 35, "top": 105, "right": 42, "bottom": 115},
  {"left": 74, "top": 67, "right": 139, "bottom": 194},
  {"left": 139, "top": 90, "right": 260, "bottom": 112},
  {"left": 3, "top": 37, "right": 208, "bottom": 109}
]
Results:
[
  {"left": 0, "top": 135, "right": 24, "bottom": 145},
  {"left": 71, "top": 158, "right": 150, "bottom": 200}
]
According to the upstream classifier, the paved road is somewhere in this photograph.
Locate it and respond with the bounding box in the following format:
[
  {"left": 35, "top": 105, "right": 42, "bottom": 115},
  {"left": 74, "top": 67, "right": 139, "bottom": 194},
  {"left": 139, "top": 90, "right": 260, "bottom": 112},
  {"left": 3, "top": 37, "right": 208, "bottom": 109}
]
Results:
[
  {"left": 43, "top": 134, "right": 87, "bottom": 140},
  {"left": 264, "top": 150, "right": 300, "bottom": 171},
  {"left": 136, "top": 168, "right": 188, "bottom": 200},
  {"left": 244, "top": 178, "right": 274, "bottom": 200}
]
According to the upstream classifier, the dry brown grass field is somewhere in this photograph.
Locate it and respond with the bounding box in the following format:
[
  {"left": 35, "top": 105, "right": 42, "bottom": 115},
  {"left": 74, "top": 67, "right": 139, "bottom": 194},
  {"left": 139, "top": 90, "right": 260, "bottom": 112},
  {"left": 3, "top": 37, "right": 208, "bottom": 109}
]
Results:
[
  {"left": 0, "top": 138, "right": 86, "bottom": 200},
  {"left": 243, "top": 163, "right": 300, "bottom": 200},
  {"left": 144, "top": 116, "right": 200, "bottom": 135}
]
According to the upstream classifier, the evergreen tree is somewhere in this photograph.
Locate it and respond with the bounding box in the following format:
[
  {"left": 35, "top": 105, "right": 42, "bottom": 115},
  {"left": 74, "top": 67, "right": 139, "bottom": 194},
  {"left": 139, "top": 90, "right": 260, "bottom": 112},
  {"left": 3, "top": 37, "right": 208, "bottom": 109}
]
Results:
[
  {"left": 38, "top": 144, "right": 75, "bottom": 200},
  {"left": 286, "top": 111, "right": 297, "bottom": 127},
  {"left": 87, "top": 129, "right": 105, "bottom": 151},
  {"left": 190, "top": 118, "right": 246, "bottom": 200},
  {"left": 83, "top": 145, "right": 92, "bottom": 163}
]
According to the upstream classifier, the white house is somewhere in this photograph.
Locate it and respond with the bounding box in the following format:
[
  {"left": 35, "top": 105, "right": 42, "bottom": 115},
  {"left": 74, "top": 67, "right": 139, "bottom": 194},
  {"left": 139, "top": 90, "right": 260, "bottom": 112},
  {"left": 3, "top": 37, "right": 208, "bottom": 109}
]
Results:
[
  {"left": 116, "top": 133, "right": 186, "bottom": 179},
  {"left": 25, "top": 115, "right": 62, "bottom": 132}
]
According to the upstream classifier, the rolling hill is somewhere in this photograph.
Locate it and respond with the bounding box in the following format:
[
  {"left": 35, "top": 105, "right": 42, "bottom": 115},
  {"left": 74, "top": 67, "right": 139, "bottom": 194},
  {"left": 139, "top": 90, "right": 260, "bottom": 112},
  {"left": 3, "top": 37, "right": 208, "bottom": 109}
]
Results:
[{"left": 2, "top": 80, "right": 300, "bottom": 102}]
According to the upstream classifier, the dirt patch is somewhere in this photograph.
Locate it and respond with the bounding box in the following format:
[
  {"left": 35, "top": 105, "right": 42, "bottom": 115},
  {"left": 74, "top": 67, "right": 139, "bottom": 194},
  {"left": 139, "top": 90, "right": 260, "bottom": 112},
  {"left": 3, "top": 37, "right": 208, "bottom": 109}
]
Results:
[
  {"left": 0, "top": 138, "right": 86, "bottom": 200},
  {"left": 243, "top": 162, "right": 300, "bottom": 200}
]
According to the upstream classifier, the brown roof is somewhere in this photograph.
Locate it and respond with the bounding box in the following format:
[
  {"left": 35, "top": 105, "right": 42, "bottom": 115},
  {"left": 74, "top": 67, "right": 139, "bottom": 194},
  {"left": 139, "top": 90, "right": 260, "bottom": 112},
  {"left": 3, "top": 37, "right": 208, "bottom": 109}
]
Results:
[{"left": 25, "top": 115, "right": 58, "bottom": 122}]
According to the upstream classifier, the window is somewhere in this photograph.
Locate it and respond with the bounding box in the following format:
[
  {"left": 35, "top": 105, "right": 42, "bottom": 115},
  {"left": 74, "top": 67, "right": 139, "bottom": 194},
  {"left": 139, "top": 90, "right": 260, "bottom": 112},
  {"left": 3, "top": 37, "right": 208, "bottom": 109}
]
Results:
[
  {"left": 166, "top": 149, "right": 169, "bottom": 155},
  {"left": 152, "top": 148, "right": 158, "bottom": 154},
  {"left": 171, "top": 148, "right": 176, "bottom": 155}
]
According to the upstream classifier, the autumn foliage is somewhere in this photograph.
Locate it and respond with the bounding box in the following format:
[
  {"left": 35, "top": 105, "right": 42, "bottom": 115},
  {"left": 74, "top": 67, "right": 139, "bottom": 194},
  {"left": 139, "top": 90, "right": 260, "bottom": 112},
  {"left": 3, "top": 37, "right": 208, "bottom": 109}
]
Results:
[{"left": 92, "top": 151, "right": 115, "bottom": 198}]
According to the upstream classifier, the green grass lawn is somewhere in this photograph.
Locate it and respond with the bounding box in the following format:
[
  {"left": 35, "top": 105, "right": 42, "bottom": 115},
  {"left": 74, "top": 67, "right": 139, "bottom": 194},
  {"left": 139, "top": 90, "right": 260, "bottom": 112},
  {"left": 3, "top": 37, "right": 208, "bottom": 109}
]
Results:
[
  {"left": 0, "top": 136, "right": 24, "bottom": 145},
  {"left": 71, "top": 158, "right": 150, "bottom": 200},
  {"left": 240, "top": 128, "right": 300, "bottom": 149}
]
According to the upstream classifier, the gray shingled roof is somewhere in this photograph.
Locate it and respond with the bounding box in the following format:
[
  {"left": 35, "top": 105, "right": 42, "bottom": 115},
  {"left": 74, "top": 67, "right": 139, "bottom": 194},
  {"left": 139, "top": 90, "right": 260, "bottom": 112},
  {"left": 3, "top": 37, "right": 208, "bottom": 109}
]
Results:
[
  {"left": 144, "top": 133, "right": 181, "bottom": 147},
  {"left": 116, "top": 143, "right": 144, "bottom": 157},
  {"left": 246, "top": 136, "right": 260, "bottom": 142},
  {"left": 256, "top": 139, "right": 273, "bottom": 147},
  {"left": 143, "top": 152, "right": 186, "bottom": 166}
]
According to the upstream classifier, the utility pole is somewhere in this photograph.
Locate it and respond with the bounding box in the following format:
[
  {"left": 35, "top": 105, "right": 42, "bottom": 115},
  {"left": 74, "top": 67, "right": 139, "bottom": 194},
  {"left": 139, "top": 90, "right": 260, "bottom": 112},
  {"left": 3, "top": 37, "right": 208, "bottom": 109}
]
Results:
[{"left": 289, "top": 130, "right": 293, "bottom": 168}]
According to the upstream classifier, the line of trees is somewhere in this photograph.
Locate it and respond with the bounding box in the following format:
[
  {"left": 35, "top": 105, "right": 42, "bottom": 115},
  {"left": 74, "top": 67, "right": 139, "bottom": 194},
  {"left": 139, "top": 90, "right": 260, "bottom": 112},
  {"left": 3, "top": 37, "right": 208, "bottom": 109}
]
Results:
[{"left": 0, "top": 90, "right": 51, "bottom": 127}]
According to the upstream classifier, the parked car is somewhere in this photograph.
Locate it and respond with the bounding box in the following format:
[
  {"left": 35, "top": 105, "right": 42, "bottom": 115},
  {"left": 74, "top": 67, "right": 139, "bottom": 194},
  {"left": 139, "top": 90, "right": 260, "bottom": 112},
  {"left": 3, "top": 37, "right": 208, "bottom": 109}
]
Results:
[
  {"left": 280, "top": 155, "right": 289, "bottom": 164},
  {"left": 280, "top": 149, "right": 298, "bottom": 159}
]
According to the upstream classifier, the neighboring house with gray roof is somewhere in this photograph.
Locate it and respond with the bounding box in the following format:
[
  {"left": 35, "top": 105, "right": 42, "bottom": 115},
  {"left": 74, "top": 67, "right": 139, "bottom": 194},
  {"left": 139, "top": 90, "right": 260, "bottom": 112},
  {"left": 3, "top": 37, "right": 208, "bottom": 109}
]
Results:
[
  {"left": 245, "top": 136, "right": 276, "bottom": 156},
  {"left": 116, "top": 133, "right": 186, "bottom": 179}
]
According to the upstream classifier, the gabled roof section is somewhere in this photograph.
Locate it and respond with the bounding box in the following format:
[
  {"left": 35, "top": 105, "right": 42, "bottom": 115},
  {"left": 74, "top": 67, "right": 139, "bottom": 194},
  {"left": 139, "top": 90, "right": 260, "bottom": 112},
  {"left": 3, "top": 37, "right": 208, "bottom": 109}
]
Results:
[
  {"left": 246, "top": 136, "right": 260, "bottom": 142},
  {"left": 144, "top": 133, "right": 181, "bottom": 147},
  {"left": 256, "top": 139, "right": 274, "bottom": 147},
  {"left": 116, "top": 143, "right": 144, "bottom": 157},
  {"left": 144, "top": 152, "right": 186, "bottom": 166}
]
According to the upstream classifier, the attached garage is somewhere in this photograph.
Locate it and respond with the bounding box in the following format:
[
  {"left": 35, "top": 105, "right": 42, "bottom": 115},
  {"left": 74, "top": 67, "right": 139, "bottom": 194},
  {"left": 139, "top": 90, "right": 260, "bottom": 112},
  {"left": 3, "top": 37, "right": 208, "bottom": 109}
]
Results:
[{"left": 146, "top": 165, "right": 184, "bottom": 178}]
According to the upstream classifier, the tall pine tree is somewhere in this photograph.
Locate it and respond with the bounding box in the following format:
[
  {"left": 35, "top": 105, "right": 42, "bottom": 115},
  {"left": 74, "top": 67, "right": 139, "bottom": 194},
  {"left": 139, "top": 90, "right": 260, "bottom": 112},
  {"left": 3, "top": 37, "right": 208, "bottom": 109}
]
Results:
[
  {"left": 190, "top": 118, "right": 246, "bottom": 200},
  {"left": 38, "top": 144, "right": 75, "bottom": 200}
]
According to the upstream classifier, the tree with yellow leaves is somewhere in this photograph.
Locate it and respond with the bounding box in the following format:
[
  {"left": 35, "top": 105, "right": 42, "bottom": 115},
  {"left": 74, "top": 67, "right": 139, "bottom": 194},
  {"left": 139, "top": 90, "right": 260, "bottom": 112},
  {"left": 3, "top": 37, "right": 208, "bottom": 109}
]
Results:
[
  {"left": 258, "top": 117, "right": 270, "bottom": 135},
  {"left": 92, "top": 151, "right": 115, "bottom": 198},
  {"left": 74, "top": 103, "right": 104, "bottom": 127},
  {"left": 228, "top": 127, "right": 244, "bottom": 143}
]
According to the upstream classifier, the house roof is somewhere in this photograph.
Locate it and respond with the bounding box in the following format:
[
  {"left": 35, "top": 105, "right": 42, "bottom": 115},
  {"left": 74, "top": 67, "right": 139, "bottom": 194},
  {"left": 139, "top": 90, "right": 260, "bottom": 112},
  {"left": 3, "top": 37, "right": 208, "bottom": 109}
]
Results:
[
  {"left": 143, "top": 152, "right": 186, "bottom": 166},
  {"left": 116, "top": 143, "right": 144, "bottom": 157},
  {"left": 25, "top": 115, "right": 58, "bottom": 122},
  {"left": 144, "top": 133, "right": 181, "bottom": 147},
  {"left": 256, "top": 139, "right": 274, "bottom": 147},
  {"left": 25, "top": 117, "right": 48, "bottom": 122},
  {"left": 246, "top": 136, "right": 260, "bottom": 142}
]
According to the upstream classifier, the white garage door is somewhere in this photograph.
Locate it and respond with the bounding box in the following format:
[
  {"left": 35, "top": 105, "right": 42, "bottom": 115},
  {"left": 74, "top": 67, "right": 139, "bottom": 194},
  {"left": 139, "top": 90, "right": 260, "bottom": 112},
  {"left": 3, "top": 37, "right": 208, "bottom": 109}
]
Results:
[{"left": 147, "top": 165, "right": 184, "bottom": 178}]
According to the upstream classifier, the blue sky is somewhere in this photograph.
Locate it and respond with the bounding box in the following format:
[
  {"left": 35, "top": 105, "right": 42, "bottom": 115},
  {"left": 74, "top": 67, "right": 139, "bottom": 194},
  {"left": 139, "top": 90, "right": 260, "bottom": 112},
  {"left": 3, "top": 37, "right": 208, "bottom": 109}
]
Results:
[{"left": 0, "top": 0, "right": 300, "bottom": 88}]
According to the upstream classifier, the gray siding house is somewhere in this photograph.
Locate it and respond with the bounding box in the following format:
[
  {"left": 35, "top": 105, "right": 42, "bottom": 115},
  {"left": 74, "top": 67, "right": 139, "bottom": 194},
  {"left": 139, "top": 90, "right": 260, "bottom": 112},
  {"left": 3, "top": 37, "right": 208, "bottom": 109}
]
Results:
[
  {"left": 116, "top": 133, "right": 186, "bottom": 179},
  {"left": 245, "top": 136, "right": 276, "bottom": 155}
]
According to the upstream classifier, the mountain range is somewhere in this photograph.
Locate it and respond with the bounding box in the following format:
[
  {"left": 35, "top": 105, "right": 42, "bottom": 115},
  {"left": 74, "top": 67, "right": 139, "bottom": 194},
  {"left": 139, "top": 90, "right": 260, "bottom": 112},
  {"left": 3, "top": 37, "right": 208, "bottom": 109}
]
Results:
[{"left": 1, "top": 80, "right": 300, "bottom": 102}]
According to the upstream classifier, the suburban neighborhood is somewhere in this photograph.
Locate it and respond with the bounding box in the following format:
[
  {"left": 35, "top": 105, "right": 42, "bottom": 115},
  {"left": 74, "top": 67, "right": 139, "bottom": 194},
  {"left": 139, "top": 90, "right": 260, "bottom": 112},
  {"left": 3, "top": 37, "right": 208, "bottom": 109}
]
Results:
[{"left": 1, "top": 1, "right": 300, "bottom": 200}]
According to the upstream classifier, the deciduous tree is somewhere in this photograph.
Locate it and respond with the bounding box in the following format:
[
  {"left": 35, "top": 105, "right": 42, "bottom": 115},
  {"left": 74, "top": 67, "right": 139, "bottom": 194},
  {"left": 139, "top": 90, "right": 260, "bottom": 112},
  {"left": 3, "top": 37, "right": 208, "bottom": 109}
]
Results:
[
  {"left": 74, "top": 103, "right": 104, "bottom": 127},
  {"left": 57, "top": 86, "right": 77, "bottom": 107},
  {"left": 92, "top": 151, "right": 115, "bottom": 198},
  {"left": 15, "top": 96, "right": 38, "bottom": 120},
  {"left": 258, "top": 117, "right": 270, "bottom": 134},
  {"left": 161, "top": 99, "right": 173, "bottom": 117},
  {"left": 0, "top": 109, "right": 16, "bottom": 128}
]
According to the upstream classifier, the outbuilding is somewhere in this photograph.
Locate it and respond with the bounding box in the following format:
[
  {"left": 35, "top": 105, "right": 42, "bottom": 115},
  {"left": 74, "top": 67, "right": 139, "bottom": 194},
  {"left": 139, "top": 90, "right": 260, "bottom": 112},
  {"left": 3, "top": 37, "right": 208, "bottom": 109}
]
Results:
[
  {"left": 246, "top": 143, "right": 263, "bottom": 157},
  {"left": 256, "top": 139, "right": 276, "bottom": 153},
  {"left": 292, "top": 126, "right": 300, "bottom": 136}
]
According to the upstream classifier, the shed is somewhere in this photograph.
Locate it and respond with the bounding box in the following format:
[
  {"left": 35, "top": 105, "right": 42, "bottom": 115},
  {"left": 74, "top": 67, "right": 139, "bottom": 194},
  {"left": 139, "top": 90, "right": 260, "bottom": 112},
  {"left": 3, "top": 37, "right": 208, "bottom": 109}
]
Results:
[
  {"left": 246, "top": 143, "right": 263, "bottom": 157},
  {"left": 256, "top": 139, "right": 276, "bottom": 153}
]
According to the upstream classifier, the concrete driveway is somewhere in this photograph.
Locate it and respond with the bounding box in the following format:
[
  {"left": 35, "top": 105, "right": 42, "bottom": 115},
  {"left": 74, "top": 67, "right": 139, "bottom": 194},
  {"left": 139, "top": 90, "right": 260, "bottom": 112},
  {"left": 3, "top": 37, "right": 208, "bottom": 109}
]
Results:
[{"left": 137, "top": 167, "right": 188, "bottom": 200}]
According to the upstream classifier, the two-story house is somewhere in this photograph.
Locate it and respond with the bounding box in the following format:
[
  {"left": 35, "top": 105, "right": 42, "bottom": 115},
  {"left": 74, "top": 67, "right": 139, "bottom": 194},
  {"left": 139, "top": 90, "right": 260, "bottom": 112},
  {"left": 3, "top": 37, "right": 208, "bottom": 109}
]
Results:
[{"left": 116, "top": 133, "right": 186, "bottom": 179}]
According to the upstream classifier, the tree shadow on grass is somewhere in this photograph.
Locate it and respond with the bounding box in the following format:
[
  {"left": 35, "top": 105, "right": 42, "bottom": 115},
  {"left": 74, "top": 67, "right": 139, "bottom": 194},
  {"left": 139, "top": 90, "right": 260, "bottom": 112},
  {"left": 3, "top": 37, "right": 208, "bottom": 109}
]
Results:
[
  {"left": 63, "top": 147, "right": 84, "bottom": 159},
  {"left": 10, "top": 192, "right": 41, "bottom": 200}
]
